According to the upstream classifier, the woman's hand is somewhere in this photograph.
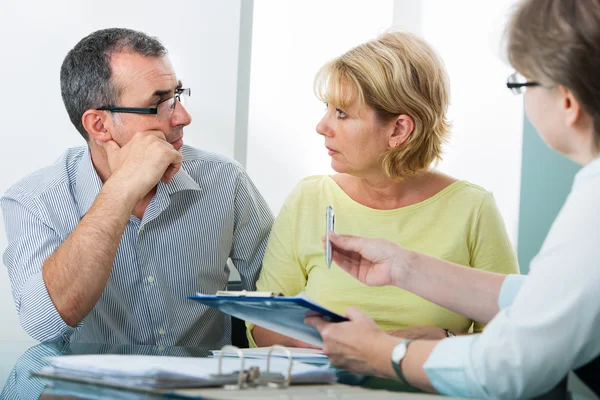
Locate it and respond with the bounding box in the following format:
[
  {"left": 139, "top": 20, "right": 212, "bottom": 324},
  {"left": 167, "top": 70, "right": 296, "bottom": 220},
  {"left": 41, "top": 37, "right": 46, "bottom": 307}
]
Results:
[
  {"left": 323, "top": 232, "right": 413, "bottom": 288},
  {"left": 305, "top": 307, "right": 401, "bottom": 377}
]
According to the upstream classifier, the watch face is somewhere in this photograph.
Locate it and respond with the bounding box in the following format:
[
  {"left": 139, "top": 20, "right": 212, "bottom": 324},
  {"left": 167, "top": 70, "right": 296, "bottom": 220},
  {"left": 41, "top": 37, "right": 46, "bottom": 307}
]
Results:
[{"left": 391, "top": 341, "right": 409, "bottom": 364}]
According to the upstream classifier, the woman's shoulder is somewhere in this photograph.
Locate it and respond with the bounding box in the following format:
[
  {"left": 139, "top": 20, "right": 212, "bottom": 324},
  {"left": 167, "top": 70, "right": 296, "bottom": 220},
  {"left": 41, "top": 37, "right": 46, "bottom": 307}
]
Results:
[
  {"left": 289, "top": 175, "right": 334, "bottom": 196},
  {"left": 280, "top": 175, "right": 334, "bottom": 206},
  {"left": 298, "top": 174, "right": 333, "bottom": 186},
  {"left": 451, "top": 180, "right": 491, "bottom": 197},
  {"left": 437, "top": 178, "right": 492, "bottom": 202},
  {"left": 426, "top": 178, "right": 498, "bottom": 217}
]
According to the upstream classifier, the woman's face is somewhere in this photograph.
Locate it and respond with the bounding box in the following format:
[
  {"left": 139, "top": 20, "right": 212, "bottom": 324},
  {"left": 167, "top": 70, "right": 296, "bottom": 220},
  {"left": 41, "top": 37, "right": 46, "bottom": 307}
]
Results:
[
  {"left": 316, "top": 100, "right": 393, "bottom": 178},
  {"left": 524, "top": 84, "right": 574, "bottom": 155}
]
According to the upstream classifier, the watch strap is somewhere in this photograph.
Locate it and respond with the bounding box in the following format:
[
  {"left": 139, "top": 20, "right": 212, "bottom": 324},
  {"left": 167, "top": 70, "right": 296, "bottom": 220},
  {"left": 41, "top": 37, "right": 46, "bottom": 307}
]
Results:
[{"left": 391, "top": 339, "right": 413, "bottom": 386}]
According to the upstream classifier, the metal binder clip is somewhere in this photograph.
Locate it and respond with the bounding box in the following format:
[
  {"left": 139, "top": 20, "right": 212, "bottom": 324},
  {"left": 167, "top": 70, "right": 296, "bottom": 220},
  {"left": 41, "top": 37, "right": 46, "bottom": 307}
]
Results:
[
  {"left": 264, "top": 345, "right": 293, "bottom": 388},
  {"left": 215, "top": 290, "right": 283, "bottom": 297}
]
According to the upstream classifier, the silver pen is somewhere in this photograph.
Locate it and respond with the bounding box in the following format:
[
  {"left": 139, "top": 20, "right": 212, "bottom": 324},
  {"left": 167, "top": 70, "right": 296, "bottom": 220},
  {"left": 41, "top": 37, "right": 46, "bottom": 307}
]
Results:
[{"left": 326, "top": 205, "right": 335, "bottom": 268}]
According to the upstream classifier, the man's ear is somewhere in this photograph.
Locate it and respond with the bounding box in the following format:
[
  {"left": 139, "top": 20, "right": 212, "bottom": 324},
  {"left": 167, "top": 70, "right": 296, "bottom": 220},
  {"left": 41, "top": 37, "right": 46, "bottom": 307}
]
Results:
[
  {"left": 388, "top": 114, "right": 415, "bottom": 148},
  {"left": 82, "top": 110, "right": 112, "bottom": 144}
]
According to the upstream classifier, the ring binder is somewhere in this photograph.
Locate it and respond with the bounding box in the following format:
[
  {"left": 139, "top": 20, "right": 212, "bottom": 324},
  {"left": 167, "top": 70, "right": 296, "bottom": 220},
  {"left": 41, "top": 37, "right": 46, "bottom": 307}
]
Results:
[
  {"left": 265, "top": 345, "right": 293, "bottom": 388},
  {"left": 210, "top": 345, "right": 249, "bottom": 389},
  {"left": 209, "top": 345, "right": 294, "bottom": 390},
  {"left": 34, "top": 344, "right": 336, "bottom": 397}
]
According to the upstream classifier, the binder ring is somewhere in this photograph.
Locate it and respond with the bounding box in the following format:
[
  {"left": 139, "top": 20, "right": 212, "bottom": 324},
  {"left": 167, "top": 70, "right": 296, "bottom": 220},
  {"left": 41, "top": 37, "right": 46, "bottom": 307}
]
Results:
[
  {"left": 265, "top": 345, "right": 293, "bottom": 388},
  {"left": 217, "top": 345, "right": 246, "bottom": 389}
]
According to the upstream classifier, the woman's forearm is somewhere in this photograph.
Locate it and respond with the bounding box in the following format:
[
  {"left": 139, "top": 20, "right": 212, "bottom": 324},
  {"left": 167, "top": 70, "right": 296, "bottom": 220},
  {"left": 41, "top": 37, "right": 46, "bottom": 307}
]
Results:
[
  {"left": 368, "top": 334, "right": 439, "bottom": 393},
  {"left": 400, "top": 340, "right": 439, "bottom": 392},
  {"left": 252, "top": 326, "right": 293, "bottom": 347},
  {"left": 251, "top": 326, "right": 318, "bottom": 348},
  {"left": 401, "top": 252, "right": 506, "bottom": 324}
]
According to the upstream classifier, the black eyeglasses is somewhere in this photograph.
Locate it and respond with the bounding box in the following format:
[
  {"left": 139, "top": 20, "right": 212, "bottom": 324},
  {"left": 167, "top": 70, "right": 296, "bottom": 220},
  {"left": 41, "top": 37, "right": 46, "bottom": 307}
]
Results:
[
  {"left": 97, "top": 88, "right": 191, "bottom": 120},
  {"left": 506, "top": 72, "right": 540, "bottom": 95}
]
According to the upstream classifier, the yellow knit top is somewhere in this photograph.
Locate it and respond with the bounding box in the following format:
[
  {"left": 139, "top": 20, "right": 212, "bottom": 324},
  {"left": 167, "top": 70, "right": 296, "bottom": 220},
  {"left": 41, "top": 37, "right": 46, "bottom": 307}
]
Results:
[{"left": 247, "top": 176, "right": 519, "bottom": 346}]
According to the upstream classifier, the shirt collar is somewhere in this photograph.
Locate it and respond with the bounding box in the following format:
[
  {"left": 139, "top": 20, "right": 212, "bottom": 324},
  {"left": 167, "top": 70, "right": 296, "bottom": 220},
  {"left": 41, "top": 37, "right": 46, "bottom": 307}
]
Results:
[
  {"left": 573, "top": 156, "right": 600, "bottom": 189},
  {"left": 162, "top": 145, "right": 202, "bottom": 195},
  {"left": 162, "top": 166, "right": 201, "bottom": 196},
  {"left": 74, "top": 147, "right": 201, "bottom": 218}
]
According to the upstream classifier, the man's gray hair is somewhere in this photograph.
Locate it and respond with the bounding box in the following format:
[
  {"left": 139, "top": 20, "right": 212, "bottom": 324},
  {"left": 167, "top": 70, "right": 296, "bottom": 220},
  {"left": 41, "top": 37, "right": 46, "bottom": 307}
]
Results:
[{"left": 60, "top": 28, "right": 167, "bottom": 141}]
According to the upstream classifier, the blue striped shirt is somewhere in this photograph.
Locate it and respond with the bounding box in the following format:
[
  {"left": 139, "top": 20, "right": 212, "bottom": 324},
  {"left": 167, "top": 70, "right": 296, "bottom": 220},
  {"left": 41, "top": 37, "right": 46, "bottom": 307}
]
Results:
[{"left": 1, "top": 145, "right": 273, "bottom": 347}]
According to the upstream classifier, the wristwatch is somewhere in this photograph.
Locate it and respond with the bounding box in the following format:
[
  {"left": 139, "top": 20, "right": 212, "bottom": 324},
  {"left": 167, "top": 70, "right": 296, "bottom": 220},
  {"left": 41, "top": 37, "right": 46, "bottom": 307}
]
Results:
[{"left": 390, "top": 339, "right": 413, "bottom": 386}]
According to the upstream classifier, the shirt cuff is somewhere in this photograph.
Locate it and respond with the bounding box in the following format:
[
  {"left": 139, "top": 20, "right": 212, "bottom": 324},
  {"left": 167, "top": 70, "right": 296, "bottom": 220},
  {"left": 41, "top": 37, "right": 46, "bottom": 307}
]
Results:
[
  {"left": 498, "top": 274, "right": 527, "bottom": 310},
  {"left": 423, "top": 336, "right": 477, "bottom": 397},
  {"left": 19, "top": 272, "right": 80, "bottom": 341}
]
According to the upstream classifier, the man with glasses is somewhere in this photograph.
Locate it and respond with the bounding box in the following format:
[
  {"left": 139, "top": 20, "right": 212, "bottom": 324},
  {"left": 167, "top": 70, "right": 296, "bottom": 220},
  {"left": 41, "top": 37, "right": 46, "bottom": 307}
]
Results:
[{"left": 1, "top": 28, "right": 273, "bottom": 347}]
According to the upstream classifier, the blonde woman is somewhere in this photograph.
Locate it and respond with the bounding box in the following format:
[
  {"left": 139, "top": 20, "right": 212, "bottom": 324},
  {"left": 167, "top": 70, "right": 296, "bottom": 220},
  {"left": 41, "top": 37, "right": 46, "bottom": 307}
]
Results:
[
  {"left": 248, "top": 31, "right": 519, "bottom": 348},
  {"left": 306, "top": 0, "right": 600, "bottom": 397}
]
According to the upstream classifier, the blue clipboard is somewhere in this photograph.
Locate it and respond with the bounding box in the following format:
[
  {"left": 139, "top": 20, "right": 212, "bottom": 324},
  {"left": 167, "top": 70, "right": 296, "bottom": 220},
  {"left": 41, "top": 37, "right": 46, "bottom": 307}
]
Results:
[{"left": 188, "top": 292, "right": 348, "bottom": 347}]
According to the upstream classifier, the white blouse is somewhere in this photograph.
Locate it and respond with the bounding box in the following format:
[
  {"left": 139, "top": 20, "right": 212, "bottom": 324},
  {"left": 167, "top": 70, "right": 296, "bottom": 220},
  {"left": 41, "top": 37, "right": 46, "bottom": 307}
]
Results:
[{"left": 423, "top": 157, "right": 600, "bottom": 399}]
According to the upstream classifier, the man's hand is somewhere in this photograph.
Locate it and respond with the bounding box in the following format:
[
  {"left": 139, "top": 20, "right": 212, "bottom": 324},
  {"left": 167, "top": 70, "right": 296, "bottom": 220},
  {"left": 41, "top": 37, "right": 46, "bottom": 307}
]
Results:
[{"left": 102, "top": 130, "right": 182, "bottom": 201}]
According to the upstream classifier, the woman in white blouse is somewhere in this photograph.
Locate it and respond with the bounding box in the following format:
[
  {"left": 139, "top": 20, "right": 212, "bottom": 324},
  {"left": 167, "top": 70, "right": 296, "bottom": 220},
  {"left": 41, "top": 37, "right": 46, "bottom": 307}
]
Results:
[{"left": 306, "top": 0, "right": 600, "bottom": 398}]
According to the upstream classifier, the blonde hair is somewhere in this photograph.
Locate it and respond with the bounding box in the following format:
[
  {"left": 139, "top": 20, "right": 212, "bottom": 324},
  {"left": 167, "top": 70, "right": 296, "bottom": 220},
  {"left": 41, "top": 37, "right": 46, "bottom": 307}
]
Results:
[
  {"left": 314, "top": 31, "right": 451, "bottom": 180},
  {"left": 507, "top": 0, "right": 600, "bottom": 149}
]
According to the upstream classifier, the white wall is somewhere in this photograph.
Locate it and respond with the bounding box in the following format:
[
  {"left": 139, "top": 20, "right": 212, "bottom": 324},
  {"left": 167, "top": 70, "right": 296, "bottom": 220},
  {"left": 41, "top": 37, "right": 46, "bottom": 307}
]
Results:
[
  {"left": 0, "top": 0, "right": 244, "bottom": 343},
  {"left": 247, "top": 0, "right": 523, "bottom": 246},
  {"left": 419, "top": 0, "right": 524, "bottom": 244}
]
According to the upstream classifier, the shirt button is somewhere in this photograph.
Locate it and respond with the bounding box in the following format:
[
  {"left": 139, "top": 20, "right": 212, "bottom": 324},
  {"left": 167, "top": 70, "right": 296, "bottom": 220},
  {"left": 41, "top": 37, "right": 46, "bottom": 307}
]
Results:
[
  {"left": 157, "top": 345, "right": 165, "bottom": 351},
  {"left": 158, "top": 329, "right": 166, "bottom": 336},
  {"left": 147, "top": 276, "right": 155, "bottom": 284},
  {"left": 140, "top": 226, "right": 145, "bottom": 232}
]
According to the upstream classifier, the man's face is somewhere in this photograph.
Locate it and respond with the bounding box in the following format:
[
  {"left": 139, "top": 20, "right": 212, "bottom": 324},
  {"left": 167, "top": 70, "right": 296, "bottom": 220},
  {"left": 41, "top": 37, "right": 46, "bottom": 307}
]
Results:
[{"left": 104, "top": 52, "right": 192, "bottom": 150}]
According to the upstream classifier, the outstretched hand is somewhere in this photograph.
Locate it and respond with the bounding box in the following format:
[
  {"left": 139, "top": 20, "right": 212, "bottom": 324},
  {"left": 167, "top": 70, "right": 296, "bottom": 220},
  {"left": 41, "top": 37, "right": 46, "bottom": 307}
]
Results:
[{"left": 322, "top": 232, "right": 411, "bottom": 288}]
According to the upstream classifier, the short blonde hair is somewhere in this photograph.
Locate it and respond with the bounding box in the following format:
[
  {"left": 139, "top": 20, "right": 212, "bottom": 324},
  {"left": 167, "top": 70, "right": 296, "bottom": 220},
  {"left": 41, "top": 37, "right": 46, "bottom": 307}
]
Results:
[{"left": 314, "top": 31, "right": 451, "bottom": 180}]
